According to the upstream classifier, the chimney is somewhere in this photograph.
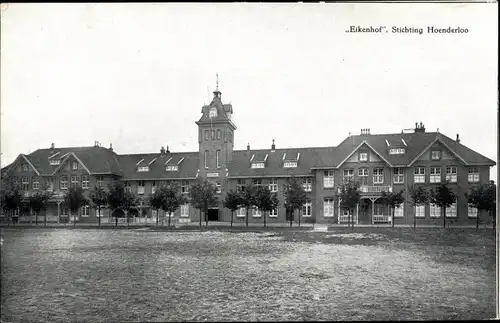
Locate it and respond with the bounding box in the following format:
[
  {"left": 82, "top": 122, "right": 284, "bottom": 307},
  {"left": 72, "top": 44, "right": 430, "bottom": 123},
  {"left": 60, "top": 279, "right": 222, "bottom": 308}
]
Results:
[
  {"left": 456, "top": 134, "right": 460, "bottom": 144},
  {"left": 271, "top": 139, "right": 275, "bottom": 151},
  {"left": 166, "top": 145, "right": 170, "bottom": 154},
  {"left": 247, "top": 143, "right": 250, "bottom": 151},
  {"left": 160, "top": 146, "right": 166, "bottom": 155},
  {"left": 50, "top": 143, "right": 55, "bottom": 150},
  {"left": 94, "top": 141, "right": 97, "bottom": 147},
  {"left": 109, "top": 143, "right": 113, "bottom": 151},
  {"left": 414, "top": 122, "right": 426, "bottom": 133}
]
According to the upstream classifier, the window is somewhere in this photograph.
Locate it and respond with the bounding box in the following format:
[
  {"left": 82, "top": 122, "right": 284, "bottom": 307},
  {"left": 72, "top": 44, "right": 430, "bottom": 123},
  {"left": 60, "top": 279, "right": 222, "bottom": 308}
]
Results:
[
  {"left": 81, "top": 175, "right": 89, "bottom": 189},
  {"left": 324, "top": 198, "right": 334, "bottom": 217},
  {"left": 216, "top": 129, "right": 221, "bottom": 140},
  {"left": 253, "top": 207, "right": 261, "bottom": 217},
  {"left": 138, "top": 166, "right": 150, "bottom": 172},
  {"left": 323, "top": 170, "right": 334, "bottom": 188},
  {"left": 60, "top": 176, "right": 68, "bottom": 190},
  {"left": 209, "top": 107, "right": 217, "bottom": 118},
  {"left": 32, "top": 177, "right": 40, "bottom": 190},
  {"left": 216, "top": 182, "right": 222, "bottom": 194},
  {"left": 468, "top": 167, "right": 479, "bottom": 183},
  {"left": 415, "top": 205, "right": 425, "bottom": 218},
  {"left": 343, "top": 169, "right": 354, "bottom": 182},
  {"left": 394, "top": 203, "right": 404, "bottom": 217},
  {"left": 446, "top": 167, "right": 457, "bottom": 183},
  {"left": 358, "top": 168, "right": 369, "bottom": 177},
  {"left": 97, "top": 176, "right": 104, "bottom": 187},
  {"left": 216, "top": 150, "right": 220, "bottom": 168},
  {"left": 253, "top": 179, "right": 262, "bottom": 187},
  {"left": 269, "top": 208, "right": 278, "bottom": 217},
  {"left": 251, "top": 163, "right": 265, "bottom": 169},
  {"left": 430, "top": 167, "right": 441, "bottom": 183},
  {"left": 446, "top": 202, "right": 457, "bottom": 218},
  {"left": 430, "top": 203, "right": 440, "bottom": 218},
  {"left": 373, "top": 168, "right": 384, "bottom": 184},
  {"left": 414, "top": 167, "right": 425, "bottom": 183},
  {"left": 71, "top": 176, "right": 79, "bottom": 187},
  {"left": 359, "top": 152, "right": 368, "bottom": 162},
  {"left": 204, "top": 130, "right": 209, "bottom": 141},
  {"left": 22, "top": 164, "right": 29, "bottom": 172},
  {"left": 151, "top": 181, "right": 156, "bottom": 194},
  {"left": 236, "top": 207, "right": 246, "bottom": 217},
  {"left": 22, "top": 176, "right": 29, "bottom": 191},
  {"left": 82, "top": 205, "right": 90, "bottom": 217},
  {"left": 269, "top": 178, "right": 278, "bottom": 192},
  {"left": 468, "top": 205, "right": 478, "bottom": 218},
  {"left": 152, "top": 210, "right": 158, "bottom": 218},
  {"left": 125, "top": 181, "right": 131, "bottom": 193},
  {"left": 71, "top": 161, "right": 78, "bottom": 170},
  {"left": 431, "top": 150, "right": 441, "bottom": 160},
  {"left": 301, "top": 201, "right": 312, "bottom": 217},
  {"left": 302, "top": 178, "right": 312, "bottom": 192},
  {"left": 46, "top": 178, "right": 54, "bottom": 191},
  {"left": 166, "top": 165, "right": 178, "bottom": 171},
  {"left": 204, "top": 151, "right": 208, "bottom": 169},
  {"left": 284, "top": 161, "right": 297, "bottom": 168},
  {"left": 181, "top": 181, "right": 189, "bottom": 194},
  {"left": 49, "top": 159, "right": 61, "bottom": 165},
  {"left": 181, "top": 204, "right": 189, "bottom": 217},
  {"left": 137, "top": 180, "right": 145, "bottom": 195},
  {"left": 237, "top": 180, "right": 245, "bottom": 192},
  {"left": 389, "top": 148, "right": 405, "bottom": 155},
  {"left": 393, "top": 168, "right": 404, "bottom": 184}
]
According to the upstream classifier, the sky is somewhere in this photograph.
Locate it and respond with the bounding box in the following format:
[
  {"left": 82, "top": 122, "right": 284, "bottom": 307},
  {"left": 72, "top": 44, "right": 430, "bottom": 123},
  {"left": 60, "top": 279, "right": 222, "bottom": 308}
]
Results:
[{"left": 1, "top": 3, "right": 498, "bottom": 180}]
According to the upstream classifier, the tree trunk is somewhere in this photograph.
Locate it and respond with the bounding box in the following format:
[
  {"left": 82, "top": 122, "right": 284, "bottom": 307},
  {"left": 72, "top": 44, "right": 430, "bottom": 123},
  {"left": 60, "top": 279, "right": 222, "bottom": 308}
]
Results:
[
  {"left": 36, "top": 211, "right": 38, "bottom": 226},
  {"left": 264, "top": 211, "right": 267, "bottom": 228},
  {"left": 392, "top": 207, "right": 395, "bottom": 228},
  {"left": 126, "top": 211, "right": 129, "bottom": 228},
  {"left": 98, "top": 207, "right": 101, "bottom": 226},
  {"left": 289, "top": 209, "right": 293, "bottom": 227},
  {"left": 230, "top": 210, "right": 234, "bottom": 228},
  {"left": 156, "top": 209, "right": 159, "bottom": 226},
  {"left": 205, "top": 205, "right": 209, "bottom": 227},
  {"left": 476, "top": 209, "right": 479, "bottom": 230},
  {"left": 168, "top": 212, "right": 171, "bottom": 228},
  {"left": 73, "top": 212, "right": 76, "bottom": 228},
  {"left": 199, "top": 209, "right": 202, "bottom": 229},
  {"left": 413, "top": 206, "right": 417, "bottom": 231},
  {"left": 298, "top": 211, "right": 301, "bottom": 228},
  {"left": 443, "top": 207, "right": 446, "bottom": 229},
  {"left": 45, "top": 211, "right": 47, "bottom": 227},
  {"left": 115, "top": 215, "right": 118, "bottom": 227},
  {"left": 246, "top": 208, "right": 249, "bottom": 228}
]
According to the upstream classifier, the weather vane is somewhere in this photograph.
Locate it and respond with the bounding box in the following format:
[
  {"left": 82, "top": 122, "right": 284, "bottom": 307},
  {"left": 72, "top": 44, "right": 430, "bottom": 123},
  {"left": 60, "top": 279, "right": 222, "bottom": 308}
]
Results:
[{"left": 216, "top": 73, "right": 219, "bottom": 91}]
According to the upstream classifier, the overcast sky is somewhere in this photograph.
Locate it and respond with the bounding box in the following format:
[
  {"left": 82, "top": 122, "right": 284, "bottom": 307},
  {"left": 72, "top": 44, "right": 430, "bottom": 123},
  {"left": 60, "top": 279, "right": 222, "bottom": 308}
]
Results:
[{"left": 1, "top": 3, "right": 497, "bottom": 179}]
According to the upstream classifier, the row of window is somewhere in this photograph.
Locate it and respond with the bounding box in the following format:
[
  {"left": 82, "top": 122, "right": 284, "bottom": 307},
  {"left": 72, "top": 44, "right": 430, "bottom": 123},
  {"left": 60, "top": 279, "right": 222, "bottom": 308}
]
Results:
[
  {"left": 8, "top": 205, "right": 91, "bottom": 217},
  {"left": 414, "top": 203, "right": 478, "bottom": 218},
  {"left": 204, "top": 150, "right": 221, "bottom": 169},
  {"left": 18, "top": 175, "right": 97, "bottom": 191},
  {"left": 236, "top": 178, "right": 313, "bottom": 193}
]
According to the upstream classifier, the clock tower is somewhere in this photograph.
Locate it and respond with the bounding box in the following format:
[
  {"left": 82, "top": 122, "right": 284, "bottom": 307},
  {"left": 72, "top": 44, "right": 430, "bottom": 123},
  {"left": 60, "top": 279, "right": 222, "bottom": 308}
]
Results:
[{"left": 195, "top": 76, "right": 237, "bottom": 187}]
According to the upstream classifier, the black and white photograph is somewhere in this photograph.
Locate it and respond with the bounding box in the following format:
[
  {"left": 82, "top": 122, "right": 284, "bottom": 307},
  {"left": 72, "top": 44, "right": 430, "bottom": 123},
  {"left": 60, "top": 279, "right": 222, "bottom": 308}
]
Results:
[{"left": 0, "top": 2, "right": 498, "bottom": 321}]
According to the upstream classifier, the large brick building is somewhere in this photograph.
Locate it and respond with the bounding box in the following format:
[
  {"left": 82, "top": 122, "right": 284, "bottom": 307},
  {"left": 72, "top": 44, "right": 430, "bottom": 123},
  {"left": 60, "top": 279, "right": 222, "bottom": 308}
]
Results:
[{"left": 1, "top": 88, "right": 496, "bottom": 225}]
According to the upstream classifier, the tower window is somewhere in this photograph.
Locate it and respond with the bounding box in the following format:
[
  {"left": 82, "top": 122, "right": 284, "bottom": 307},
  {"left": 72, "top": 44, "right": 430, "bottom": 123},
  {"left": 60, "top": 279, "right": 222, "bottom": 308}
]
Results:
[{"left": 209, "top": 107, "right": 217, "bottom": 118}]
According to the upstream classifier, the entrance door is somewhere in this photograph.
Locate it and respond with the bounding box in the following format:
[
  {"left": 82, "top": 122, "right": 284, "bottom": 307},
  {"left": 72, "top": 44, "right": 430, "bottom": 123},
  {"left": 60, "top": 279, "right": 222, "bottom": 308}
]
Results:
[{"left": 207, "top": 209, "right": 219, "bottom": 222}]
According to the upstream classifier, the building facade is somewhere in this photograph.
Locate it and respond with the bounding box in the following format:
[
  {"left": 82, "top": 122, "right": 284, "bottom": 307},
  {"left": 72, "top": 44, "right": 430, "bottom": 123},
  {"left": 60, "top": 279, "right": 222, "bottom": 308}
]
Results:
[{"left": 1, "top": 89, "right": 496, "bottom": 225}]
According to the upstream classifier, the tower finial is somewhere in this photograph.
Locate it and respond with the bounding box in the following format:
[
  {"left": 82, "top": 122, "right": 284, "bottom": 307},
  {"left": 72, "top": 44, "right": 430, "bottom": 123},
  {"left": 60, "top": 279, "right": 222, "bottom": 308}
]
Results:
[{"left": 216, "top": 73, "right": 219, "bottom": 91}]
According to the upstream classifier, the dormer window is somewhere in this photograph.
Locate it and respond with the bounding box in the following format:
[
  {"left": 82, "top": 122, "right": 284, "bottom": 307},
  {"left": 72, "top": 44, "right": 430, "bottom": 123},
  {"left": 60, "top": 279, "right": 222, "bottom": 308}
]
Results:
[
  {"left": 251, "top": 162, "right": 265, "bottom": 169},
  {"left": 389, "top": 148, "right": 405, "bottom": 155},
  {"left": 49, "top": 159, "right": 61, "bottom": 165},
  {"left": 431, "top": 150, "right": 441, "bottom": 160},
  {"left": 166, "top": 165, "right": 179, "bottom": 171},
  {"left": 209, "top": 107, "right": 217, "bottom": 118},
  {"left": 284, "top": 161, "right": 297, "bottom": 168},
  {"left": 137, "top": 166, "right": 150, "bottom": 172}
]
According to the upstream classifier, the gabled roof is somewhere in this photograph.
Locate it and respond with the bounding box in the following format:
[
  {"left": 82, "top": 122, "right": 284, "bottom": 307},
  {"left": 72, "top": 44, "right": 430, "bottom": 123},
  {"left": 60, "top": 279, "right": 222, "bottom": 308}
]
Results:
[
  {"left": 2, "top": 154, "right": 41, "bottom": 176},
  {"left": 117, "top": 152, "right": 198, "bottom": 180},
  {"left": 326, "top": 132, "right": 495, "bottom": 168},
  {"left": 51, "top": 152, "right": 92, "bottom": 175},
  {"left": 336, "top": 141, "right": 393, "bottom": 168},
  {"left": 26, "top": 146, "right": 123, "bottom": 176},
  {"left": 227, "top": 146, "right": 336, "bottom": 178}
]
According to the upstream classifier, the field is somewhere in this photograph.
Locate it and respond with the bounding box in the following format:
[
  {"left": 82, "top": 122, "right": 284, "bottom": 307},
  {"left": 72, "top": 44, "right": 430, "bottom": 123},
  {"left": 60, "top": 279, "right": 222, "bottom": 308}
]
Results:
[{"left": 0, "top": 227, "right": 495, "bottom": 322}]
